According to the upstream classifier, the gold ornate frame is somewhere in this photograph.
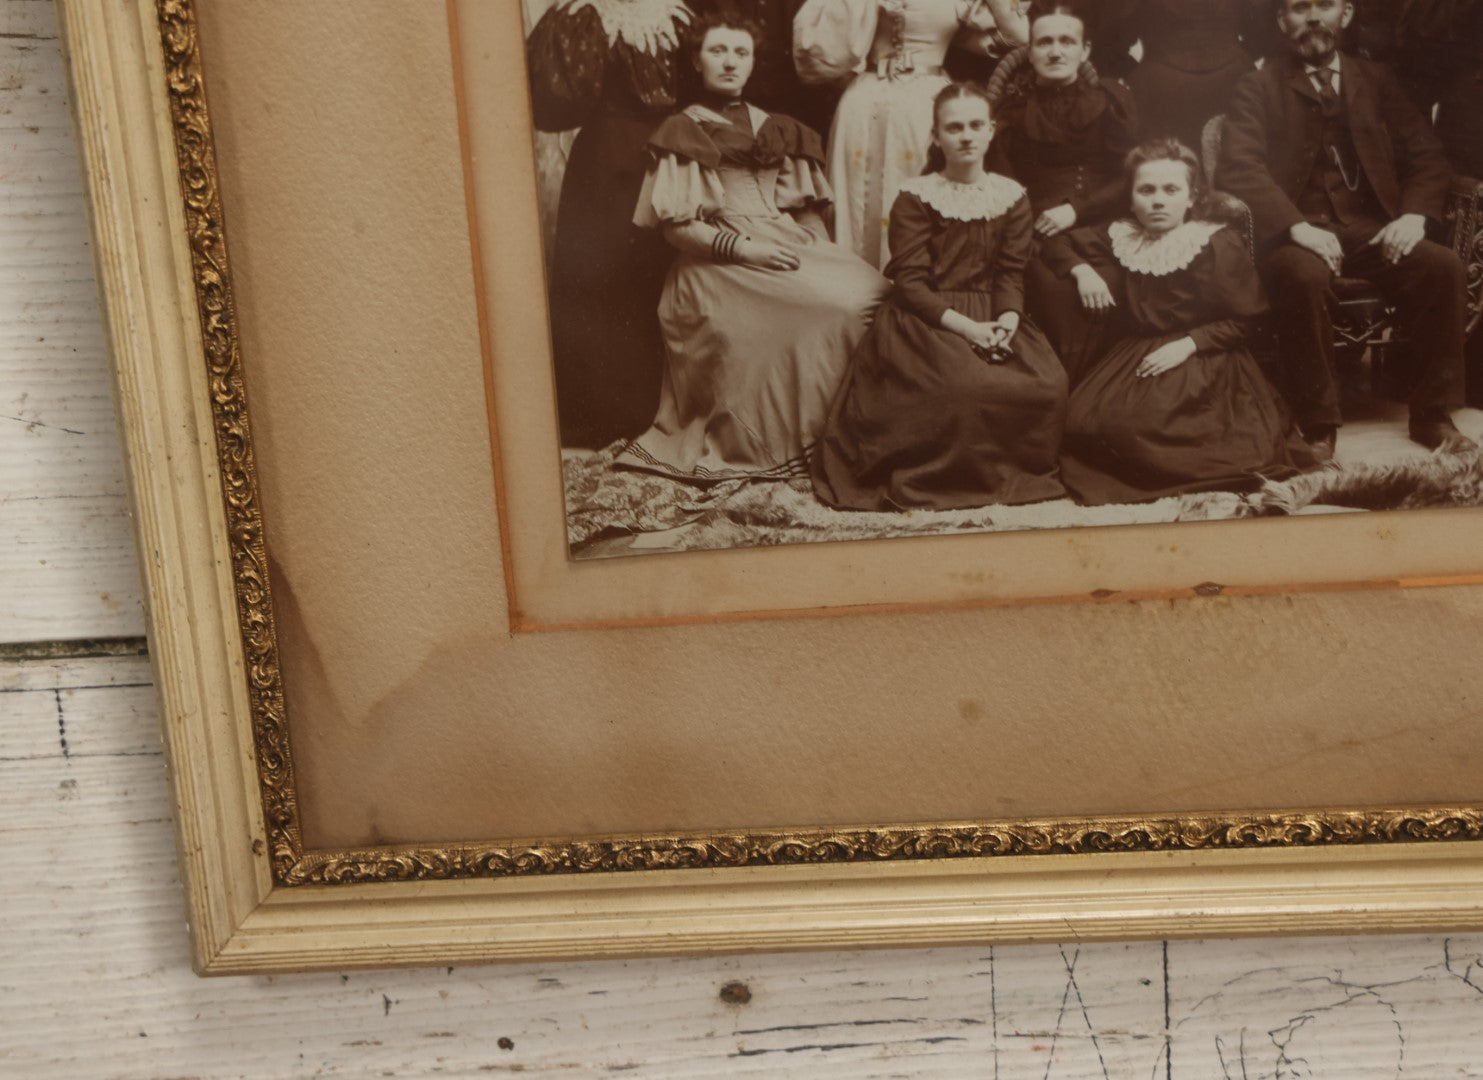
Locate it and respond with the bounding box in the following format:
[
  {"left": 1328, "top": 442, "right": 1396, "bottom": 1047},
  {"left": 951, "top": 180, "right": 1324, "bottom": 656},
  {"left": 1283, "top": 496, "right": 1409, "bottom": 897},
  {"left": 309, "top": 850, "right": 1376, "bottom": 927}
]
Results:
[{"left": 57, "top": 0, "right": 1483, "bottom": 971}]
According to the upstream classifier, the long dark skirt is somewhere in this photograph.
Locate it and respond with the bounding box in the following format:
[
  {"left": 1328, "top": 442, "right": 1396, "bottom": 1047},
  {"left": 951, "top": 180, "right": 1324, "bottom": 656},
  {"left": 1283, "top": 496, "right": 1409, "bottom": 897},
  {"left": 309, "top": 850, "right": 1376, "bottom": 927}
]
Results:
[
  {"left": 813, "top": 290, "right": 1068, "bottom": 511},
  {"left": 547, "top": 109, "right": 672, "bottom": 449},
  {"left": 1060, "top": 334, "right": 1314, "bottom": 506}
]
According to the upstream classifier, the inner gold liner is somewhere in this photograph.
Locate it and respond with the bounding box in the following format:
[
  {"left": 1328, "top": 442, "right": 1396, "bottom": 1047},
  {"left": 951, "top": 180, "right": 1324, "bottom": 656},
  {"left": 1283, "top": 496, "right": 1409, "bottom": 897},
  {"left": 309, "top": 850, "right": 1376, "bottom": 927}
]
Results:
[{"left": 191, "top": 1, "right": 1483, "bottom": 852}]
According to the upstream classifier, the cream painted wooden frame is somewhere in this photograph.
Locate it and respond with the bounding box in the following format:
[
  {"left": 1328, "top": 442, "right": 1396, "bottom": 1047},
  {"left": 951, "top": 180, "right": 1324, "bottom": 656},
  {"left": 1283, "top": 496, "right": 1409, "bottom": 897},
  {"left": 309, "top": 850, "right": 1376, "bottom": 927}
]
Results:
[{"left": 55, "top": 0, "right": 1483, "bottom": 975}]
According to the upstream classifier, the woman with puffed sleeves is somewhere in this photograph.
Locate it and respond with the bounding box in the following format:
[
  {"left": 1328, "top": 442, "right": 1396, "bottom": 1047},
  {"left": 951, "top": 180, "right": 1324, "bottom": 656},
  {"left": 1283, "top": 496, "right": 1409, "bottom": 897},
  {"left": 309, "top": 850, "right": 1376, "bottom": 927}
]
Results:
[
  {"left": 794, "top": 0, "right": 1028, "bottom": 268},
  {"left": 614, "top": 14, "right": 888, "bottom": 482}
]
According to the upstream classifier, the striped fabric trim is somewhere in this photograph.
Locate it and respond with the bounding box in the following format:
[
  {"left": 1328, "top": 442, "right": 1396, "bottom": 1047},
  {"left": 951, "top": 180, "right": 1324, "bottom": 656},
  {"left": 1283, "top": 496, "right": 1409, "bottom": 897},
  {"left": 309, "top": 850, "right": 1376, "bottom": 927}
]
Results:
[{"left": 617, "top": 439, "right": 813, "bottom": 482}]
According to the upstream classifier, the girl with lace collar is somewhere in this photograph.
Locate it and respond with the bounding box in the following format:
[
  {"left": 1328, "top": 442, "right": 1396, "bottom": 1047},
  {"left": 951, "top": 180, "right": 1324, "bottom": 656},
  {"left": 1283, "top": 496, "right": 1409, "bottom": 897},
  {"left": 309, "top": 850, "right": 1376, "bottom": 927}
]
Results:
[
  {"left": 1042, "top": 138, "right": 1316, "bottom": 506},
  {"left": 813, "top": 83, "right": 1069, "bottom": 511},
  {"left": 795, "top": 0, "right": 1030, "bottom": 268}
]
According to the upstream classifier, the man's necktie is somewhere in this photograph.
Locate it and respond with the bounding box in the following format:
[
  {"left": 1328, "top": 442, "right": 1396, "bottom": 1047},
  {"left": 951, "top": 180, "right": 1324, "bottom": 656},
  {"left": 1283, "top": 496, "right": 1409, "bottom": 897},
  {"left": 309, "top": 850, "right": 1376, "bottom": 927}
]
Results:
[{"left": 1314, "top": 67, "right": 1339, "bottom": 108}]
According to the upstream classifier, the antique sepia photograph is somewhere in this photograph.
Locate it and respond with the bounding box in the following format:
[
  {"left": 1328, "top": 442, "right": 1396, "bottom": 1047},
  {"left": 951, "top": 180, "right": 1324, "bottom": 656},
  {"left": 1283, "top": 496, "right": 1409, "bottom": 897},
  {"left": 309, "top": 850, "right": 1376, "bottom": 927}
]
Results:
[{"left": 520, "top": 0, "right": 1483, "bottom": 560}]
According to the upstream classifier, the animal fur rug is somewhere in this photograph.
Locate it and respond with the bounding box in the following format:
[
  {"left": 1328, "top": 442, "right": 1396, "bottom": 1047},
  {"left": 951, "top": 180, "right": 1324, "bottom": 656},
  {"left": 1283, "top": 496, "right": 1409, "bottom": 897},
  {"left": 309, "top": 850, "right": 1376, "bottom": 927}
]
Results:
[{"left": 563, "top": 446, "right": 1483, "bottom": 558}]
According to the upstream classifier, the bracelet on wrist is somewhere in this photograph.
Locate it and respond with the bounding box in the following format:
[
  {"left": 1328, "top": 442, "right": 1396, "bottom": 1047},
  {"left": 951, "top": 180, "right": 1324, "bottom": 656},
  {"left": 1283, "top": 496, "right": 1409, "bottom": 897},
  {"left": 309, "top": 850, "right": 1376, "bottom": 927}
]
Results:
[{"left": 710, "top": 231, "right": 743, "bottom": 264}]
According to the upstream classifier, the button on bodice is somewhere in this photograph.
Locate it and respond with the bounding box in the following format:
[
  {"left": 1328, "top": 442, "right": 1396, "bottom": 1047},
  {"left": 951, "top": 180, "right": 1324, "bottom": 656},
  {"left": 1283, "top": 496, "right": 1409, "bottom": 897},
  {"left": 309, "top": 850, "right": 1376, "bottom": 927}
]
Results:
[{"left": 868, "top": 0, "right": 965, "bottom": 78}]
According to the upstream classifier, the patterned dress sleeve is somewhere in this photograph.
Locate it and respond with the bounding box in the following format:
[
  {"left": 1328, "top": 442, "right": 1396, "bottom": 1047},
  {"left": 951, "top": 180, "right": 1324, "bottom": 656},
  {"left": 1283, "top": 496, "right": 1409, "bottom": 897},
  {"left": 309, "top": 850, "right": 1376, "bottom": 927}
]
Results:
[
  {"left": 883, "top": 191, "right": 951, "bottom": 325},
  {"left": 1186, "top": 227, "right": 1268, "bottom": 352},
  {"left": 794, "top": 0, "right": 878, "bottom": 84},
  {"left": 526, "top": 2, "right": 611, "bottom": 132},
  {"left": 956, "top": 0, "right": 1029, "bottom": 57},
  {"left": 989, "top": 195, "right": 1034, "bottom": 316}
]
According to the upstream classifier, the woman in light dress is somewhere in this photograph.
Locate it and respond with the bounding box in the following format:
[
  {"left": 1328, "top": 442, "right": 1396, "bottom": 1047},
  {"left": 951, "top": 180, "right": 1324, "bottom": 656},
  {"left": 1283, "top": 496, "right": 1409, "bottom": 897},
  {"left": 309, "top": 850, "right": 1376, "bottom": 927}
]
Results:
[
  {"left": 794, "top": 0, "right": 1028, "bottom": 268},
  {"left": 615, "top": 12, "right": 887, "bottom": 482}
]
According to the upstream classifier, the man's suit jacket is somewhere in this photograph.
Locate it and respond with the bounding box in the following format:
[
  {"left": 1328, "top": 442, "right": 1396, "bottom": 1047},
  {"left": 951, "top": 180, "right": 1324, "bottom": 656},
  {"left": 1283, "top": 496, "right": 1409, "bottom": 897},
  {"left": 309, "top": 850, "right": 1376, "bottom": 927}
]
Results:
[{"left": 1215, "top": 51, "right": 1452, "bottom": 245}]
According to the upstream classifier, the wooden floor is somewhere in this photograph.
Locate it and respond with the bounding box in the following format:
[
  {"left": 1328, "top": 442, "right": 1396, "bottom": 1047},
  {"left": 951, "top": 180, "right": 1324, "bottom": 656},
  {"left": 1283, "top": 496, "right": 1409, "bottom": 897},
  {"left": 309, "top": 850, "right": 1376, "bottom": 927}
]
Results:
[{"left": 4, "top": 2, "right": 1483, "bottom": 1074}]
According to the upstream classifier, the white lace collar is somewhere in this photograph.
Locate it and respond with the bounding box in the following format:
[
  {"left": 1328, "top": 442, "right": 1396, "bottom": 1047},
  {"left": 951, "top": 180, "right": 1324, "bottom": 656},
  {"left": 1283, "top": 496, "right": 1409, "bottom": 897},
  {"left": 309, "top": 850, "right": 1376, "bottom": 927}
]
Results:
[
  {"left": 1108, "top": 219, "right": 1224, "bottom": 276},
  {"left": 562, "top": 0, "right": 692, "bottom": 55},
  {"left": 898, "top": 172, "right": 1025, "bottom": 222}
]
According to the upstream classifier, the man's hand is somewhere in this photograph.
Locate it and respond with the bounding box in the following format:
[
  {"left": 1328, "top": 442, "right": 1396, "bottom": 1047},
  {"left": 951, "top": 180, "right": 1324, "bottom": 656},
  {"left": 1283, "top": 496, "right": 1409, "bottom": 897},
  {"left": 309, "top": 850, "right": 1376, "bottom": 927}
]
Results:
[
  {"left": 1035, "top": 203, "right": 1077, "bottom": 238},
  {"left": 1369, "top": 213, "right": 1427, "bottom": 265},
  {"left": 1289, "top": 221, "right": 1343, "bottom": 274}
]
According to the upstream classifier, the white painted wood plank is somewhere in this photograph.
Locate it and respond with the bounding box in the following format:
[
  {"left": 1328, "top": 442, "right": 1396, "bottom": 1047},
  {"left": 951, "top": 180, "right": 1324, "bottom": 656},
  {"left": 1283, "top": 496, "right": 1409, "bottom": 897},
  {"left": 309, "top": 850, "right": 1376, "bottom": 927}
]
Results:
[
  {"left": 0, "top": 669, "right": 63, "bottom": 760},
  {"left": 1168, "top": 935, "right": 1483, "bottom": 1078},
  {"left": 0, "top": 649, "right": 150, "bottom": 693},
  {"left": 5, "top": 654, "right": 1483, "bottom": 1078},
  {"left": 0, "top": 0, "right": 144, "bottom": 643}
]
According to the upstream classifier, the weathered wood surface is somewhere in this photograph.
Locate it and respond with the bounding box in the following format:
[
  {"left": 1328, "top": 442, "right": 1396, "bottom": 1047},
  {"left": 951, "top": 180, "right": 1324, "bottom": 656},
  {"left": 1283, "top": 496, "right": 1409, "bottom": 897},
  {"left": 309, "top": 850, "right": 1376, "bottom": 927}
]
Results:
[
  {"left": 5, "top": 650, "right": 1483, "bottom": 1077},
  {"left": 4, "top": 2, "right": 1483, "bottom": 1075},
  {"left": 0, "top": 0, "right": 143, "bottom": 644}
]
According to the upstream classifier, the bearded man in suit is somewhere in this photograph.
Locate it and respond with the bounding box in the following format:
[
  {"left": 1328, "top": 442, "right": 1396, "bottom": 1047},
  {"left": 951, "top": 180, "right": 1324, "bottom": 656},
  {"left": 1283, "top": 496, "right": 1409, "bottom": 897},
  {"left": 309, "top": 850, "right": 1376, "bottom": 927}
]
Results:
[{"left": 1216, "top": 0, "right": 1475, "bottom": 458}]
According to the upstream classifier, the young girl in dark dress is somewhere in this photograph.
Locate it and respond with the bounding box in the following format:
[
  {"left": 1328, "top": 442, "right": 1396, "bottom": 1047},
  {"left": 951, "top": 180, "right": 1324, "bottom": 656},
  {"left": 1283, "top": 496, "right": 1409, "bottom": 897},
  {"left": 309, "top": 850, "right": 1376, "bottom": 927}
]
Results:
[
  {"left": 812, "top": 82, "right": 1068, "bottom": 511},
  {"left": 1044, "top": 139, "right": 1315, "bottom": 506}
]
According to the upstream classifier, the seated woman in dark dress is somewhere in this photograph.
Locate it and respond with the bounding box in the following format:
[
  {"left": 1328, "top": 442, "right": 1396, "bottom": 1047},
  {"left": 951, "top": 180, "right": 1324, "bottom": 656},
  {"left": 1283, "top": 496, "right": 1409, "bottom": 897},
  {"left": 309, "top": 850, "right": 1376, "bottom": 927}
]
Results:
[
  {"left": 984, "top": 2, "right": 1139, "bottom": 383},
  {"left": 812, "top": 82, "right": 1067, "bottom": 511},
  {"left": 1044, "top": 139, "right": 1315, "bottom": 506}
]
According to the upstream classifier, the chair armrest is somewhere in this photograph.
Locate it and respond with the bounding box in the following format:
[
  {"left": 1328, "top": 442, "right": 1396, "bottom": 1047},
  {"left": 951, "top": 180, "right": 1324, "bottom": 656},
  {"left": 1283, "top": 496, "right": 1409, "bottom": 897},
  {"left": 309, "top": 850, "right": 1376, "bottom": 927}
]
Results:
[
  {"left": 984, "top": 49, "right": 1099, "bottom": 107},
  {"left": 1206, "top": 190, "right": 1256, "bottom": 259},
  {"left": 1445, "top": 175, "right": 1483, "bottom": 334},
  {"left": 1443, "top": 174, "right": 1482, "bottom": 249},
  {"left": 1450, "top": 174, "right": 1483, "bottom": 198},
  {"left": 984, "top": 48, "right": 1026, "bottom": 106}
]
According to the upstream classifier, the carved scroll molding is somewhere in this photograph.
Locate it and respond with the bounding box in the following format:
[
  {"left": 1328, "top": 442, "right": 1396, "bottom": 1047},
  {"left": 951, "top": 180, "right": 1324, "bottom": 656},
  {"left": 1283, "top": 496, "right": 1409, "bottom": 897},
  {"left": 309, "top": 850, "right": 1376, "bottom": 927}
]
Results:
[
  {"left": 282, "top": 808, "right": 1483, "bottom": 885},
  {"left": 156, "top": 0, "right": 302, "bottom": 880}
]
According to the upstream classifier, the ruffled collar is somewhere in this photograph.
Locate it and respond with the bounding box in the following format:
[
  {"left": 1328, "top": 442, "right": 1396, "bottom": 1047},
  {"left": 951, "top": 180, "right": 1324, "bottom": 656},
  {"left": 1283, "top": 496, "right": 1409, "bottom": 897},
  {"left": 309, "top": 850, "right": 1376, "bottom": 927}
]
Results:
[
  {"left": 561, "top": 0, "right": 692, "bottom": 55},
  {"left": 662, "top": 104, "right": 781, "bottom": 168},
  {"left": 897, "top": 172, "right": 1025, "bottom": 222},
  {"left": 685, "top": 101, "right": 766, "bottom": 134},
  {"left": 649, "top": 106, "right": 824, "bottom": 169},
  {"left": 1108, "top": 219, "right": 1225, "bottom": 276}
]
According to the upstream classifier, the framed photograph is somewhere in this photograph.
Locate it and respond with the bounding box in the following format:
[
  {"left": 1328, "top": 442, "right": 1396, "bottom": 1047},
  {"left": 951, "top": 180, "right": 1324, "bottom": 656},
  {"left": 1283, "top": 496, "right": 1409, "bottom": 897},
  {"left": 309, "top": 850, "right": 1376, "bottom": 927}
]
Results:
[{"left": 59, "top": 0, "right": 1483, "bottom": 974}]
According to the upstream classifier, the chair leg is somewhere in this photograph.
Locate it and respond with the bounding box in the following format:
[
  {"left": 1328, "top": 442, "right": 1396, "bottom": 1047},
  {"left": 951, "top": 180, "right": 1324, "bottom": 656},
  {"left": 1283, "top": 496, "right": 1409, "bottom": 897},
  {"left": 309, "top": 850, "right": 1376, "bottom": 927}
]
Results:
[
  {"left": 1336, "top": 344, "right": 1370, "bottom": 413},
  {"left": 1371, "top": 341, "right": 1407, "bottom": 403}
]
